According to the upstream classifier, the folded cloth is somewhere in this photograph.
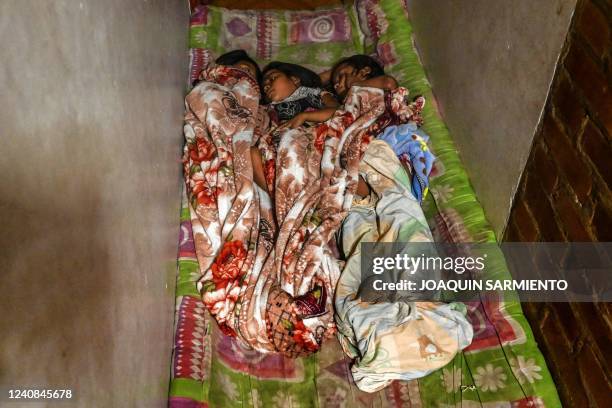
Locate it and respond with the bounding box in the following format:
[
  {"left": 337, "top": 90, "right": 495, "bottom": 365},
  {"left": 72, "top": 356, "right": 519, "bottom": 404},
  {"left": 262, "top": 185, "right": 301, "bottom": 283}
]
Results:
[{"left": 378, "top": 123, "right": 435, "bottom": 203}]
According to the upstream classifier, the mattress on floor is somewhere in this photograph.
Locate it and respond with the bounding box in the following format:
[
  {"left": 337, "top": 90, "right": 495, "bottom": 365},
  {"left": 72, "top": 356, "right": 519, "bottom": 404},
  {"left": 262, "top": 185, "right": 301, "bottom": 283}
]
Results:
[{"left": 169, "top": 1, "right": 562, "bottom": 406}]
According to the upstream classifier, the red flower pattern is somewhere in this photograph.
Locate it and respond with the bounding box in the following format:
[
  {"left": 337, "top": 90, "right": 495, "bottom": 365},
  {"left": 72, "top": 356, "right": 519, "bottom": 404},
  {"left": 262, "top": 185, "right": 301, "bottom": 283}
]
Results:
[
  {"left": 211, "top": 240, "right": 247, "bottom": 282},
  {"left": 291, "top": 319, "right": 319, "bottom": 352},
  {"left": 192, "top": 180, "right": 217, "bottom": 206},
  {"left": 313, "top": 124, "right": 330, "bottom": 154},
  {"left": 190, "top": 137, "right": 215, "bottom": 163},
  {"left": 264, "top": 158, "right": 275, "bottom": 190}
]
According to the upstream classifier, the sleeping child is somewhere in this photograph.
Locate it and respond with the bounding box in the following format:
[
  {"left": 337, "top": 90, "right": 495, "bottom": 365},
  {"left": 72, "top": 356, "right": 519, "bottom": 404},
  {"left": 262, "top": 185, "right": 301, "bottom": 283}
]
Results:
[
  {"left": 330, "top": 55, "right": 434, "bottom": 201},
  {"left": 261, "top": 61, "right": 339, "bottom": 129},
  {"left": 196, "top": 49, "right": 272, "bottom": 197},
  {"left": 330, "top": 54, "right": 399, "bottom": 101},
  {"left": 193, "top": 49, "right": 262, "bottom": 87},
  {"left": 249, "top": 62, "right": 341, "bottom": 196},
  {"left": 330, "top": 55, "right": 403, "bottom": 198},
  {"left": 258, "top": 61, "right": 386, "bottom": 199},
  {"left": 214, "top": 49, "right": 263, "bottom": 85},
  {"left": 259, "top": 58, "right": 401, "bottom": 199},
  {"left": 261, "top": 57, "right": 397, "bottom": 127}
]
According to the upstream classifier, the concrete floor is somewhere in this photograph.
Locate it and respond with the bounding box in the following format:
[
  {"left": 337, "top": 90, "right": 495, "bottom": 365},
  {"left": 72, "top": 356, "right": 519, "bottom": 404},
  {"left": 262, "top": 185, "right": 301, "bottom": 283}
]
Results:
[{"left": 0, "top": 1, "right": 189, "bottom": 405}]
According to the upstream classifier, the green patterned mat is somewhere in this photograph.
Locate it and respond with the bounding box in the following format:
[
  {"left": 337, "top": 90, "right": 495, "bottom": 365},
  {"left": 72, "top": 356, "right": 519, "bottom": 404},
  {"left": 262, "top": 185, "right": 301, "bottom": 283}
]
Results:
[{"left": 169, "top": 1, "right": 561, "bottom": 406}]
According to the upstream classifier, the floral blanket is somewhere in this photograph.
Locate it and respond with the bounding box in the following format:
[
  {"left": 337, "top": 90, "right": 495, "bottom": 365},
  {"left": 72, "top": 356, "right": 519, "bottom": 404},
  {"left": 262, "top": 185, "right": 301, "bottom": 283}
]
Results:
[{"left": 183, "top": 66, "right": 423, "bottom": 357}]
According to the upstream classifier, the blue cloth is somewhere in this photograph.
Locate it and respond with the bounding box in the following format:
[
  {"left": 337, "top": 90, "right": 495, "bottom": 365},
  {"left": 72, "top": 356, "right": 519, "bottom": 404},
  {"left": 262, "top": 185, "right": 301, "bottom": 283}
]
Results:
[{"left": 378, "top": 123, "right": 435, "bottom": 203}]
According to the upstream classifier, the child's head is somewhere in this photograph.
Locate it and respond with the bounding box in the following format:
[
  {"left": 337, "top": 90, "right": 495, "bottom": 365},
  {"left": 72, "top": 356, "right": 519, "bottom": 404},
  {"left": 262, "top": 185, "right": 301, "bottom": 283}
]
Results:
[
  {"left": 331, "top": 55, "right": 385, "bottom": 99},
  {"left": 261, "top": 62, "right": 322, "bottom": 103},
  {"left": 215, "top": 50, "right": 262, "bottom": 83}
]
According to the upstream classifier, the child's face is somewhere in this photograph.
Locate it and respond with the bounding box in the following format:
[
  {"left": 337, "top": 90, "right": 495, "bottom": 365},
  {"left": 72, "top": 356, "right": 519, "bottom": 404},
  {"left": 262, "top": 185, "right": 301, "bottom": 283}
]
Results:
[
  {"left": 332, "top": 63, "right": 368, "bottom": 99},
  {"left": 233, "top": 60, "right": 258, "bottom": 81},
  {"left": 262, "top": 69, "right": 299, "bottom": 102}
]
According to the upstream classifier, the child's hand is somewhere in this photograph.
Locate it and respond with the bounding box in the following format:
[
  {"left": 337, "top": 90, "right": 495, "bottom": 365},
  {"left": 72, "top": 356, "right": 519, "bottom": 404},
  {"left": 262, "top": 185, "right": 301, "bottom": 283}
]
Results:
[
  {"left": 319, "top": 69, "right": 332, "bottom": 86},
  {"left": 277, "top": 113, "right": 307, "bottom": 130}
]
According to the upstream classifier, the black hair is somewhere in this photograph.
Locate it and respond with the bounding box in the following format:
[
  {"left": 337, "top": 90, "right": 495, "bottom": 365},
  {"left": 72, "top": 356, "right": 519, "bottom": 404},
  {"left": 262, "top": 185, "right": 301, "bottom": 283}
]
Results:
[
  {"left": 215, "top": 49, "right": 262, "bottom": 84},
  {"left": 262, "top": 61, "right": 322, "bottom": 89},
  {"left": 331, "top": 55, "right": 385, "bottom": 80}
]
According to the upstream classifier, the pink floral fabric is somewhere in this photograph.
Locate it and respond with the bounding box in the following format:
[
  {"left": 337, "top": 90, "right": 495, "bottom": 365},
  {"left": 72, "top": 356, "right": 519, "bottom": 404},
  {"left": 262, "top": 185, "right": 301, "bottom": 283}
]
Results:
[{"left": 183, "top": 71, "right": 423, "bottom": 357}]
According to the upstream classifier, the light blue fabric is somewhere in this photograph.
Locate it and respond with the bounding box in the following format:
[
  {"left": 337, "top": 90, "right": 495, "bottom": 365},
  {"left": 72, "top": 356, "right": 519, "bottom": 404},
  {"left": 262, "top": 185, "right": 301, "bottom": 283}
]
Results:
[{"left": 378, "top": 123, "right": 435, "bottom": 203}]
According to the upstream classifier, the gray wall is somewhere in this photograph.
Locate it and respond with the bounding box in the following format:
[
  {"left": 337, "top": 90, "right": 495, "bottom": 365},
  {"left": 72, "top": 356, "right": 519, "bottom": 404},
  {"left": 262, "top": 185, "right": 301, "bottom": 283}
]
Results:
[
  {"left": 406, "top": 0, "right": 576, "bottom": 239},
  {"left": 0, "top": 1, "right": 188, "bottom": 406}
]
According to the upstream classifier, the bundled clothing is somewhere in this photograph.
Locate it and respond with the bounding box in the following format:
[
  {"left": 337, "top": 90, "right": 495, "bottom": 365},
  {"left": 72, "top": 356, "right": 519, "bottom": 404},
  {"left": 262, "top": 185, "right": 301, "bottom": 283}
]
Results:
[
  {"left": 184, "top": 69, "right": 425, "bottom": 357},
  {"left": 183, "top": 70, "right": 472, "bottom": 389},
  {"left": 378, "top": 123, "right": 436, "bottom": 203},
  {"left": 335, "top": 140, "right": 472, "bottom": 392}
]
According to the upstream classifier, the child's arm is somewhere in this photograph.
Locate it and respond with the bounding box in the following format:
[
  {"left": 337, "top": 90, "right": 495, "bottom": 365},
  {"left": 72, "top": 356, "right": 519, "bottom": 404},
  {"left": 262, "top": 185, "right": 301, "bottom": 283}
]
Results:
[
  {"left": 321, "top": 92, "right": 340, "bottom": 108},
  {"left": 250, "top": 146, "right": 269, "bottom": 193},
  {"left": 319, "top": 69, "right": 332, "bottom": 86},
  {"left": 356, "top": 176, "right": 371, "bottom": 198},
  {"left": 277, "top": 92, "right": 339, "bottom": 129},
  {"left": 354, "top": 75, "right": 398, "bottom": 91},
  {"left": 251, "top": 145, "right": 279, "bottom": 229},
  {"left": 277, "top": 107, "right": 337, "bottom": 129}
]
